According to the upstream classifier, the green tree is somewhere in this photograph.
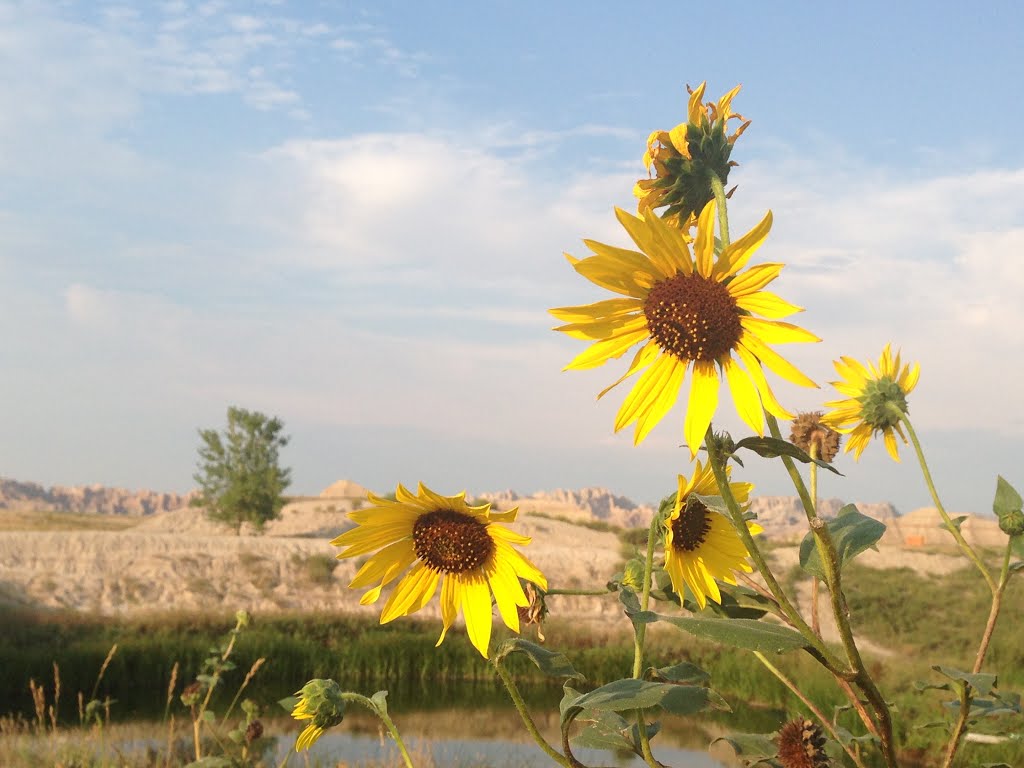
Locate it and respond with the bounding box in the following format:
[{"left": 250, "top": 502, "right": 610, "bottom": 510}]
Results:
[{"left": 192, "top": 407, "right": 292, "bottom": 534}]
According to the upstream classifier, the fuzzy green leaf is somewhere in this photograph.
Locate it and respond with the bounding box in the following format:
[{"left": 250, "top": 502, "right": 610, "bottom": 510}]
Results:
[
  {"left": 646, "top": 662, "right": 710, "bottom": 685},
  {"left": 799, "top": 505, "right": 886, "bottom": 578},
  {"left": 932, "top": 666, "right": 997, "bottom": 696},
  {"left": 733, "top": 436, "right": 843, "bottom": 474},
  {"left": 370, "top": 690, "right": 389, "bottom": 715},
  {"left": 277, "top": 695, "right": 299, "bottom": 713},
  {"left": 993, "top": 476, "right": 1023, "bottom": 519},
  {"left": 637, "top": 613, "right": 810, "bottom": 654},
  {"left": 495, "top": 638, "right": 583, "bottom": 681},
  {"left": 711, "top": 732, "right": 778, "bottom": 761}
]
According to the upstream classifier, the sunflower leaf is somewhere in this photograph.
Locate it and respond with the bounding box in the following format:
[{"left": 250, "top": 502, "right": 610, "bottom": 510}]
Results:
[
  {"left": 733, "top": 436, "right": 843, "bottom": 475},
  {"left": 370, "top": 691, "right": 389, "bottom": 716},
  {"left": 932, "top": 666, "right": 997, "bottom": 696},
  {"left": 993, "top": 475, "right": 1023, "bottom": 519},
  {"left": 645, "top": 662, "right": 710, "bottom": 685},
  {"left": 634, "top": 613, "right": 810, "bottom": 654},
  {"left": 495, "top": 638, "right": 584, "bottom": 681},
  {"left": 560, "top": 678, "right": 729, "bottom": 733},
  {"left": 710, "top": 732, "right": 778, "bottom": 762},
  {"left": 277, "top": 696, "right": 299, "bottom": 713},
  {"left": 799, "top": 505, "right": 886, "bottom": 578}
]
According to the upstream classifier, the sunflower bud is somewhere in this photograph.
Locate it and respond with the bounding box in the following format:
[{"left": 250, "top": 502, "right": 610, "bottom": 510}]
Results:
[
  {"left": 291, "top": 679, "right": 346, "bottom": 751},
  {"left": 999, "top": 509, "right": 1024, "bottom": 537},
  {"left": 789, "top": 412, "right": 841, "bottom": 463},
  {"left": 776, "top": 718, "right": 829, "bottom": 768}
]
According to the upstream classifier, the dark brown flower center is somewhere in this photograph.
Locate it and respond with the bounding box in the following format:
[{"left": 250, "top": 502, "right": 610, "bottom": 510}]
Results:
[
  {"left": 643, "top": 273, "right": 742, "bottom": 362},
  {"left": 412, "top": 509, "right": 495, "bottom": 574},
  {"left": 671, "top": 496, "right": 712, "bottom": 552}
]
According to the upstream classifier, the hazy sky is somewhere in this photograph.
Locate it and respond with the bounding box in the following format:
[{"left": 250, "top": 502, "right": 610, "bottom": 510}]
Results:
[{"left": 3, "top": 1, "right": 1023, "bottom": 515}]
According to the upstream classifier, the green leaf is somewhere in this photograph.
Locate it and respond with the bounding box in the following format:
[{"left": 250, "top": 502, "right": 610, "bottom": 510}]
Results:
[
  {"left": 646, "top": 662, "right": 710, "bottom": 685},
  {"left": 993, "top": 475, "right": 1023, "bottom": 519},
  {"left": 200, "top": 709, "right": 217, "bottom": 723},
  {"left": 704, "top": 585, "right": 770, "bottom": 620},
  {"left": 799, "top": 505, "right": 886, "bottom": 578},
  {"left": 570, "top": 710, "right": 638, "bottom": 753},
  {"left": 278, "top": 695, "right": 299, "bottom": 713},
  {"left": 1008, "top": 560, "right": 1024, "bottom": 574},
  {"left": 560, "top": 678, "right": 728, "bottom": 730},
  {"left": 733, "top": 436, "right": 843, "bottom": 475},
  {"left": 949, "top": 515, "right": 968, "bottom": 532},
  {"left": 981, "top": 762, "right": 1013, "bottom": 768},
  {"left": 637, "top": 614, "right": 810, "bottom": 654},
  {"left": 932, "top": 666, "right": 997, "bottom": 696},
  {"left": 711, "top": 732, "right": 778, "bottom": 762},
  {"left": 1013, "top": 536, "right": 1024, "bottom": 561},
  {"left": 370, "top": 690, "right": 389, "bottom": 715},
  {"left": 495, "top": 638, "right": 583, "bottom": 681}
]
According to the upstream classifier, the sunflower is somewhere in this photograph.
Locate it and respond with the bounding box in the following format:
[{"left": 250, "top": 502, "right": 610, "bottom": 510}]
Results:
[
  {"left": 290, "top": 679, "right": 345, "bottom": 752},
  {"left": 634, "top": 81, "right": 751, "bottom": 229},
  {"left": 551, "top": 199, "right": 819, "bottom": 455},
  {"left": 331, "top": 483, "right": 547, "bottom": 658},
  {"left": 663, "top": 460, "right": 761, "bottom": 609},
  {"left": 821, "top": 343, "right": 920, "bottom": 461}
]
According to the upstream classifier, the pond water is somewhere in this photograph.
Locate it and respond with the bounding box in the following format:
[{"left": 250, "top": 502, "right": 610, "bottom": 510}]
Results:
[{"left": 283, "top": 730, "right": 730, "bottom": 768}]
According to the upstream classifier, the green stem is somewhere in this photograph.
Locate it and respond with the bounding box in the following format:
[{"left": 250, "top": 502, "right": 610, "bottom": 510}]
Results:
[
  {"left": 754, "top": 652, "right": 869, "bottom": 768},
  {"left": 899, "top": 413, "right": 996, "bottom": 592},
  {"left": 631, "top": 512, "right": 662, "bottom": 768},
  {"left": 766, "top": 416, "right": 897, "bottom": 765},
  {"left": 492, "top": 658, "right": 569, "bottom": 767},
  {"left": 703, "top": 425, "right": 846, "bottom": 675},
  {"left": 343, "top": 693, "right": 416, "bottom": 768},
  {"left": 709, "top": 173, "right": 730, "bottom": 247},
  {"left": 809, "top": 449, "right": 821, "bottom": 635}
]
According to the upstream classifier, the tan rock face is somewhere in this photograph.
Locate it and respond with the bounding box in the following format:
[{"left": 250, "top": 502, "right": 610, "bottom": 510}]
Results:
[{"left": 0, "top": 478, "right": 196, "bottom": 516}]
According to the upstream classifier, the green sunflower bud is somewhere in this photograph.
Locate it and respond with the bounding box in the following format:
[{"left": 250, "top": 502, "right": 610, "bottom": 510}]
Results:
[{"left": 999, "top": 509, "right": 1024, "bottom": 537}]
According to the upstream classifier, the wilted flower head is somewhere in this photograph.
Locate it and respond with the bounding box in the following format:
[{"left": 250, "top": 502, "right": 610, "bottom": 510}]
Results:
[
  {"left": 635, "top": 82, "right": 751, "bottom": 229},
  {"left": 789, "top": 411, "right": 841, "bottom": 463},
  {"left": 776, "top": 718, "right": 829, "bottom": 768},
  {"left": 291, "top": 679, "right": 346, "bottom": 752}
]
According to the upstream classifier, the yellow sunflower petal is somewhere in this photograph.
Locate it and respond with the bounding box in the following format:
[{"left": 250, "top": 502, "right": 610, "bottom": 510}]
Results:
[
  {"left": 634, "top": 356, "right": 687, "bottom": 444},
  {"left": 615, "top": 353, "right": 681, "bottom": 433},
  {"left": 722, "top": 355, "right": 765, "bottom": 436},
  {"left": 564, "top": 328, "right": 650, "bottom": 371},
  {"left": 733, "top": 343, "right": 793, "bottom": 420},
  {"left": 715, "top": 210, "right": 772, "bottom": 279},
  {"left": 684, "top": 361, "right": 720, "bottom": 458},
  {"left": 724, "top": 263, "right": 784, "bottom": 296},
  {"left": 549, "top": 298, "right": 643, "bottom": 323},
  {"left": 694, "top": 200, "right": 716, "bottom": 277},
  {"left": 737, "top": 333, "right": 818, "bottom": 388},
  {"left": 436, "top": 575, "right": 459, "bottom": 647},
  {"left": 461, "top": 577, "right": 494, "bottom": 658},
  {"left": 739, "top": 317, "right": 821, "bottom": 345},
  {"left": 733, "top": 290, "right": 803, "bottom": 319}
]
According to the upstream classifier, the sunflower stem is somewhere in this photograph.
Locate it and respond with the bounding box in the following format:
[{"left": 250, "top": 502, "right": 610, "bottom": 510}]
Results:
[
  {"left": 631, "top": 513, "right": 662, "bottom": 768},
  {"left": 753, "top": 651, "right": 870, "bottom": 768},
  {"left": 809, "top": 449, "right": 821, "bottom": 636},
  {"left": 767, "top": 414, "right": 898, "bottom": 766},
  {"left": 343, "top": 693, "right": 416, "bottom": 768},
  {"left": 709, "top": 172, "right": 730, "bottom": 247},
  {"left": 899, "top": 412, "right": 996, "bottom": 592},
  {"left": 703, "top": 425, "right": 845, "bottom": 673},
  {"left": 492, "top": 657, "right": 570, "bottom": 768}
]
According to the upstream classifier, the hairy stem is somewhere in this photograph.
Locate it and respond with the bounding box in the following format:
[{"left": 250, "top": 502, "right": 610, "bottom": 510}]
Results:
[
  {"left": 754, "top": 652, "right": 869, "bottom": 768},
  {"left": 493, "top": 658, "right": 569, "bottom": 767},
  {"left": 900, "top": 412, "right": 995, "bottom": 592},
  {"left": 632, "top": 511, "right": 662, "bottom": 767},
  {"left": 344, "top": 693, "right": 416, "bottom": 768}
]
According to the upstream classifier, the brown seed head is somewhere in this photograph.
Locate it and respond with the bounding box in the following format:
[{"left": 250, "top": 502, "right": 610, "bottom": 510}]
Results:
[
  {"left": 777, "top": 718, "right": 829, "bottom": 768},
  {"left": 789, "top": 412, "right": 841, "bottom": 463}
]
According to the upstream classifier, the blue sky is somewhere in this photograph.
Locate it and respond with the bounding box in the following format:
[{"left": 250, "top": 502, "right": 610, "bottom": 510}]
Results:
[{"left": 3, "top": 1, "right": 1024, "bottom": 516}]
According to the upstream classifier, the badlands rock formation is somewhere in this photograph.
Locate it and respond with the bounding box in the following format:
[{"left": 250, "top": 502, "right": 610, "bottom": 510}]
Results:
[{"left": 0, "top": 477, "right": 195, "bottom": 516}]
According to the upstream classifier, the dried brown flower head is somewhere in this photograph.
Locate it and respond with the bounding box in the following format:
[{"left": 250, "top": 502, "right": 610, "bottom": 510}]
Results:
[
  {"left": 777, "top": 718, "right": 829, "bottom": 768},
  {"left": 789, "top": 412, "right": 841, "bottom": 463},
  {"left": 516, "top": 581, "right": 548, "bottom": 643}
]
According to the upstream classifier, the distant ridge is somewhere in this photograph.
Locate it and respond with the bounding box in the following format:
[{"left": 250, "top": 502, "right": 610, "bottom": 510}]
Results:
[{"left": 0, "top": 477, "right": 196, "bottom": 516}]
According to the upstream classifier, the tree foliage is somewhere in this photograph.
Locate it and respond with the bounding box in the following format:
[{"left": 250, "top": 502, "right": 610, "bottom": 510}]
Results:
[{"left": 192, "top": 407, "right": 291, "bottom": 533}]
